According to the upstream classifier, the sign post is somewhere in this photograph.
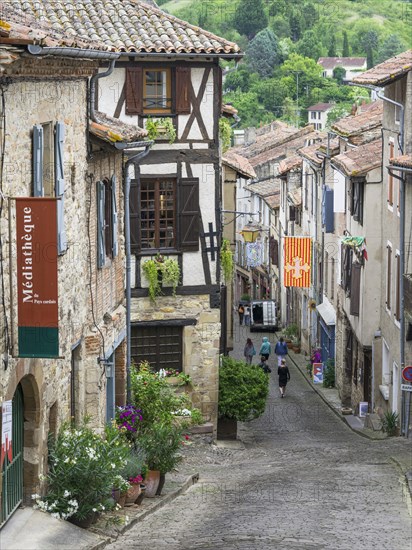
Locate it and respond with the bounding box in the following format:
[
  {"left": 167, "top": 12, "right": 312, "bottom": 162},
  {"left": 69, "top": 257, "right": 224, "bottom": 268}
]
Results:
[{"left": 401, "top": 366, "right": 412, "bottom": 383}]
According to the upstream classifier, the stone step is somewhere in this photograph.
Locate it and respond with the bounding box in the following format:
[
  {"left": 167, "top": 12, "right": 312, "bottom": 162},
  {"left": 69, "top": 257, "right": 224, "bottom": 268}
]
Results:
[{"left": 189, "top": 422, "right": 213, "bottom": 434}]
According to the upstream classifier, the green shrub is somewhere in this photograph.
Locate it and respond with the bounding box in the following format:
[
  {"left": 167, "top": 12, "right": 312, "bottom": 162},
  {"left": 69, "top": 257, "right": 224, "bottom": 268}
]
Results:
[
  {"left": 137, "top": 422, "right": 184, "bottom": 474},
  {"left": 218, "top": 356, "right": 269, "bottom": 421},
  {"left": 323, "top": 359, "right": 335, "bottom": 388},
  {"left": 33, "top": 421, "right": 129, "bottom": 521}
]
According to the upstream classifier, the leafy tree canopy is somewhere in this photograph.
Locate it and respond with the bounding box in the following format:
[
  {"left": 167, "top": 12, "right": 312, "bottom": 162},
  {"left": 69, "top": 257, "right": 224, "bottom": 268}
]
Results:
[
  {"left": 377, "top": 34, "right": 406, "bottom": 64},
  {"left": 245, "top": 28, "right": 281, "bottom": 78},
  {"left": 233, "top": 0, "right": 268, "bottom": 39},
  {"left": 297, "top": 29, "right": 323, "bottom": 60}
]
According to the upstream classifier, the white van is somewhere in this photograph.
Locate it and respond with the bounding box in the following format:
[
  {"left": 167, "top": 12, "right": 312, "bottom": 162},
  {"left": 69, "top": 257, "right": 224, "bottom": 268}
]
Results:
[{"left": 250, "top": 300, "right": 278, "bottom": 331}]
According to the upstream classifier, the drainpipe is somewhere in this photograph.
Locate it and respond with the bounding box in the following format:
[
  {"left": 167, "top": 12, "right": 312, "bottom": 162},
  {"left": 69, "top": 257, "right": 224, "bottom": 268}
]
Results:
[
  {"left": 90, "top": 59, "right": 117, "bottom": 123},
  {"left": 124, "top": 144, "right": 153, "bottom": 402},
  {"left": 388, "top": 166, "right": 412, "bottom": 436}
]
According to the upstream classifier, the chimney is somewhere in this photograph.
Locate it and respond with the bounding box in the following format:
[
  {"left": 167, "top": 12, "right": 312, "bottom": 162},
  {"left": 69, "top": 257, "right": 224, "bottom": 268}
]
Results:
[{"left": 244, "top": 127, "right": 256, "bottom": 146}]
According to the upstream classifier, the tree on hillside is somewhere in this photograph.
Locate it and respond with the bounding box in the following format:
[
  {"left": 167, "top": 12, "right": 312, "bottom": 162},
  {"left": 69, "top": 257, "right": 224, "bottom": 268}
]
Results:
[
  {"left": 233, "top": 0, "right": 268, "bottom": 39},
  {"left": 224, "top": 67, "right": 252, "bottom": 93},
  {"left": 333, "top": 66, "right": 346, "bottom": 85},
  {"left": 377, "top": 35, "right": 406, "bottom": 64},
  {"left": 297, "top": 30, "right": 323, "bottom": 60},
  {"left": 342, "top": 31, "right": 350, "bottom": 57},
  {"left": 360, "top": 30, "right": 379, "bottom": 68},
  {"left": 328, "top": 35, "right": 337, "bottom": 57},
  {"left": 289, "top": 10, "right": 301, "bottom": 42},
  {"left": 246, "top": 28, "right": 281, "bottom": 78},
  {"left": 301, "top": 3, "right": 317, "bottom": 32}
]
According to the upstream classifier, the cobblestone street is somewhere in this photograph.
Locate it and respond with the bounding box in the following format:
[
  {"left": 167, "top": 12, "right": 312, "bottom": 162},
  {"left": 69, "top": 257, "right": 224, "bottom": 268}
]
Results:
[{"left": 107, "top": 323, "right": 412, "bottom": 550}]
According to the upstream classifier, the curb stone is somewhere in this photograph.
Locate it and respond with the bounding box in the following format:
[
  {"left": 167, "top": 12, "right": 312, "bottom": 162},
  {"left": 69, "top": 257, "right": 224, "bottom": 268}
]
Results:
[{"left": 90, "top": 473, "right": 199, "bottom": 549}]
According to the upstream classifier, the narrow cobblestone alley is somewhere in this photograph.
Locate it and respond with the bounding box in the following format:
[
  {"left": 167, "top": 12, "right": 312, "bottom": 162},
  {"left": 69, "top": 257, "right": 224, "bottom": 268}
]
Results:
[{"left": 107, "top": 323, "right": 412, "bottom": 550}]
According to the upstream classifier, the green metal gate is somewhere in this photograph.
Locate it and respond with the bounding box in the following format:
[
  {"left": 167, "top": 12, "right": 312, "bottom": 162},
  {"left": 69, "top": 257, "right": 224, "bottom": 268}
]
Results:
[{"left": 1, "top": 385, "right": 24, "bottom": 527}]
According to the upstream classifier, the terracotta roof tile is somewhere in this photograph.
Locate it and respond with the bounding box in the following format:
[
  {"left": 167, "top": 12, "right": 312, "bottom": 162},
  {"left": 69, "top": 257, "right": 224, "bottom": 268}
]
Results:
[
  {"left": 331, "top": 139, "right": 382, "bottom": 177},
  {"left": 0, "top": 4, "right": 112, "bottom": 51},
  {"left": 7, "top": 0, "right": 241, "bottom": 55},
  {"left": 233, "top": 125, "right": 323, "bottom": 168},
  {"left": 332, "top": 101, "right": 382, "bottom": 140},
  {"left": 307, "top": 103, "right": 334, "bottom": 112},
  {"left": 288, "top": 188, "right": 302, "bottom": 207},
  {"left": 298, "top": 143, "right": 324, "bottom": 166},
  {"left": 90, "top": 111, "right": 147, "bottom": 143},
  {"left": 245, "top": 179, "right": 280, "bottom": 208},
  {"left": 318, "top": 57, "right": 366, "bottom": 70},
  {"left": 352, "top": 50, "right": 412, "bottom": 86},
  {"left": 390, "top": 154, "right": 412, "bottom": 169},
  {"left": 222, "top": 152, "right": 256, "bottom": 179},
  {"left": 278, "top": 155, "right": 302, "bottom": 175}
]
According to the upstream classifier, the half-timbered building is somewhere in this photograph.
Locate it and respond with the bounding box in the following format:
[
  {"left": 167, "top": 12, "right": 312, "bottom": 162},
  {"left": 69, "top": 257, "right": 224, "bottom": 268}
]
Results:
[{"left": 11, "top": 0, "right": 242, "bottom": 432}]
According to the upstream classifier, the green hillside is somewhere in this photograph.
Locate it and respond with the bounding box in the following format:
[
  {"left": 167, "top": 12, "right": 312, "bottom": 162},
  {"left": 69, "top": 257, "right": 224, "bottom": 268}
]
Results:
[{"left": 160, "top": 0, "right": 412, "bottom": 128}]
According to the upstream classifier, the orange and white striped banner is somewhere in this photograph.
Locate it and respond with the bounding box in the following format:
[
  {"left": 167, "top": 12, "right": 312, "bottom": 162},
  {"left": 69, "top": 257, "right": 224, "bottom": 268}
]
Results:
[{"left": 283, "top": 237, "right": 312, "bottom": 288}]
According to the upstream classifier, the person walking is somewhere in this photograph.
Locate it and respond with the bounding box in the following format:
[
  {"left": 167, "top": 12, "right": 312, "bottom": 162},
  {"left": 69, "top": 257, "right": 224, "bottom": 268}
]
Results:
[
  {"left": 259, "top": 336, "right": 271, "bottom": 361},
  {"left": 278, "top": 359, "right": 290, "bottom": 397},
  {"left": 258, "top": 355, "right": 271, "bottom": 374},
  {"left": 244, "top": 305, "right": 251, "bottom": 326},
  {"left": 274, "top": 336, "right": 288, "bottom": 367},
  {"left": 243, "top": 338, "right": 256, "bottom": 365},
  {"left": 238, "top": 304, "right": 245, "bottom": 325}
]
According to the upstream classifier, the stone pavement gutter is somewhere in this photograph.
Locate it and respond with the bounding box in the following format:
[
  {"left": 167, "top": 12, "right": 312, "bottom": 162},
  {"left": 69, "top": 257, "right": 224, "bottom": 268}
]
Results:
[
  {"left": 286, "top": 344, "right": 412, "bottom": 515},
  {"left": 88, "top": 472, "right": 199, "bottom": 548}
]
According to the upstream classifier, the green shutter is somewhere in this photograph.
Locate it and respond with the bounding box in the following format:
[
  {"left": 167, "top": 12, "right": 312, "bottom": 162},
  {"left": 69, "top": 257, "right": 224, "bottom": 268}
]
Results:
[
  {"left": 55, "top": 122, "right": 67, "bottom": 254},
  {"left": 32, "top": 125, "right": 44, "bottom": 197},
  {"left": 97, "top": 181, "right": 105, "bottom": 268}
]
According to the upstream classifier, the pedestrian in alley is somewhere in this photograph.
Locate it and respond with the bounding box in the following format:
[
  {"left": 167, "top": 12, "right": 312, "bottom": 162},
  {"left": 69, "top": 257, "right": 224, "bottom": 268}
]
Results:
[
  {"left": 244, "top": 305, "right": 251, "bottom": 326},
  {"left": 259, "top": 336, "right": 271, "bottom": 361},
  {"left": 243, "top": 338, "right": 256, "bottom": 365},
  {"left": 238, "top": 304, "right": 244, "bottom": 325},
  {"left": 258, "top": 355, "right": 271, "bottom": 374},
  {"left": 278, "top": 359, "right": 290, "bottom": 397},
  {"left": 274, "top": 336, "right": 288, "bottom": 367}
]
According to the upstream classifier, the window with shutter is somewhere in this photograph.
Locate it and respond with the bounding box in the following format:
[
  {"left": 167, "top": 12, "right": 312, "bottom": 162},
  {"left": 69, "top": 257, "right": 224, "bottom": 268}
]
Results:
[
  {"left": 125, "top": 67, "right": 143, "bottom": 115},
  {"left": 351, "top": 179, "right": 364, "bottom": 225},
  {"left": 104, "top": 178, "right": 113, "bottom": 258},
  {"left": 97, "top": 181, "right": 106, "bottom": 268},
  {"left": 395, "top": 252, "right": 400, "bottom": 321},
  {"left": 111, "top": 175, "right": 118, "bottom": 258},
  {"left": 143, "top": 68, "right": 171, "bottom": 114},
  {"left": 178, "top": 178, "right": 199, "bottom": 252},
  {"left": 270, "top": 237, "right": 279, "bottom": 266},
  {"left": 386, "top": 245, "right": 392, "bottom": 309},
  {"left": 131, "top": 325, "right": 182, "bottom": 371},
  {"left": 175, "top": 66, "right": 191, "bottom": 114},
  {"left": 350, "top": 263, "right": 361, "bottom": 316},
  {"left": 324, "top": 187, "right": 334, "bottom": 233},
  {"left": 55, "top": 122, "right": 67, "bottom": 254},
  {"left": 388, "top": 142, "right": 394, "bottom": 206},
  {"left": 139, "top": 178, "right": 176, "bottom": 250},
  {"left": 289, "top": 205, "right": 296, "bottom": 221}
]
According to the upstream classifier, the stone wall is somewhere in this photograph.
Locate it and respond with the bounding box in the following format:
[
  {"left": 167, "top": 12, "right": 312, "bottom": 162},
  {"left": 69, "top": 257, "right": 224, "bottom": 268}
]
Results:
[{"left": 131, "top": 295, "right": 220, "bottom": 432}]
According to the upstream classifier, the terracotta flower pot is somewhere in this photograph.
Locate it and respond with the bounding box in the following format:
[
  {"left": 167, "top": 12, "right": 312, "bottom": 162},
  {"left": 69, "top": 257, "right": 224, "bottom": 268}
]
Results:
[
  {"left": 125, "top": 482, "right": 141, "bottom": 505},
  {"left": 118, "top": 492, "right": 127, "bottom": 508},
  {"left": 135, "top": 484, "right": 146, "bottom": 505},
  {"left": 144, "top": 470, "right": 160, "bottom": 498}
]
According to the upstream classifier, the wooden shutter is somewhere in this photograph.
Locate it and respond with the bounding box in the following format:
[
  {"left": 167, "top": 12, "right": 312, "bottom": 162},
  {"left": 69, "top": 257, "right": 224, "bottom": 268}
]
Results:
[
  {"left": 325, "top": 188, "right": 334, "bottom": 233},
  {"left": 395, "top": 253, "right": 400, "bottom": 320},
  {"left": 97, "top": 181, "right": 106, "bottom": 268},
  {"left": 125, "top": 67, "right": 143, "bottom": 115},
  {"left": 289, "top": 205, "right": 296, "bottom": 221},
  {"left": 350, "top": 263, "right": 361, "bottom": 316},
  {"left": 111, "top": 175, "right": 118, "bottom": 257},
  {"left": 388, "top": 142, "right": 394, "bottom": 205},
  {"left": 55, "top": 122, "right": 67, "bottom": 254},
  {"left": 386, "top": 245, "right": 392, "bottom": 308},
  {"left": 32, "top": 125, "right": 44, "bottom": 197},
  {"left": 178, "top": 177, "right": 199, "bottom": 251},
  {"left": 175, "top": 67, "right": 191, "bottom": 114},
  {"left": 130, "top": 180, "right": 139, "bottom": 252},
  {"left": 270, "top": 237, "right": 278, "bottom": 266}
]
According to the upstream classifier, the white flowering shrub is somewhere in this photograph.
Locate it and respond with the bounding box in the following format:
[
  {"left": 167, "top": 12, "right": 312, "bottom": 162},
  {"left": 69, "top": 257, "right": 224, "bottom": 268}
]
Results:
[{"left": 34, "top": 421, "right": 130, "bottom": 522}]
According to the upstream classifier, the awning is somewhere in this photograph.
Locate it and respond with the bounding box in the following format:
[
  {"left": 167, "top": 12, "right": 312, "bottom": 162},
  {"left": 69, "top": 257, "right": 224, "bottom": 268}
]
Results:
[{"left": 316, "top": 297, "right": 336, "bottom": 325}]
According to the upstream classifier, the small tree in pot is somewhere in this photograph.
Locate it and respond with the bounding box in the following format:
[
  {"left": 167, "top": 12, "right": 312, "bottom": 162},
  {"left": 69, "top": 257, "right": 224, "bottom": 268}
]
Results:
[{"left": 218, "top": 356, "right": 269, "bottom": 439}]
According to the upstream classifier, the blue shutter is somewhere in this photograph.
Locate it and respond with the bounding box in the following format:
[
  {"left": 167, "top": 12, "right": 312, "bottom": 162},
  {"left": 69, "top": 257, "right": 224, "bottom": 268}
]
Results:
[
  {"left": 32, "top": 125, "right": 44, "bottom": 197},
  {"left": 97, "top": 181, "right": 105, "bottom": 268},
  {"left": 55, "top": 122, "right": 67, "bottom": 254},
  {"left": 111, "top": 175, "right": 118, "bottom": 257},
  {"left": 325, "top": 188, "right": 334, "bottom": 233}
]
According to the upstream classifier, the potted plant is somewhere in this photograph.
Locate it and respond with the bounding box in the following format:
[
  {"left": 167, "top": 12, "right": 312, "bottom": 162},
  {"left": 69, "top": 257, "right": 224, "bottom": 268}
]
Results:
[
  {"left": 145, "top": 117, "right": 176, "bottom": 144},
  {"left": 284, "top": 323, "right": 299, "bottom": 348},
  {"left": 119, "top": 449, "right": 147, "bottom": 505},
  {"left": 218, "top": 356, "right": 269, "bottom": 440},
  {"left": 137, "top": 422, "right": 184, "bottom": 497},
  {"left": 142, "top": 255, "right": 180, "bottom": 302},
  {"left": 115, "top": 404, "right": 143, "bottom": 446}
]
